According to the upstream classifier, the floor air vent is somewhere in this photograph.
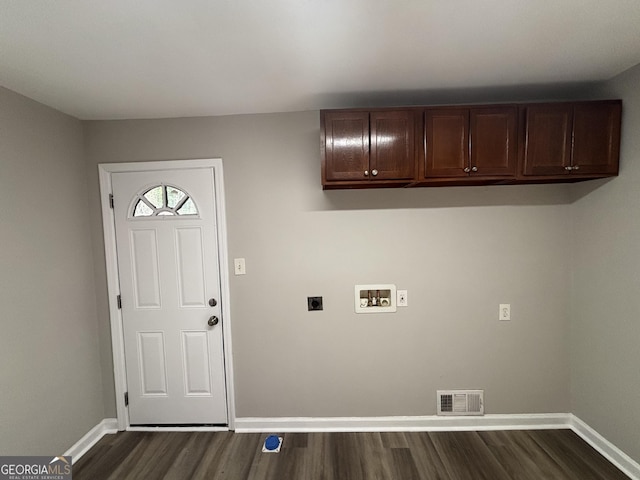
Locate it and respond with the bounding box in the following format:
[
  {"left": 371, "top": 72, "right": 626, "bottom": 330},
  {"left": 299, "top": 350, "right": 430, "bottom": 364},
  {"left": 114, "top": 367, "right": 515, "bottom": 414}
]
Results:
[{"left": 437, "top": 390, "right": 484, "bottom": 416}]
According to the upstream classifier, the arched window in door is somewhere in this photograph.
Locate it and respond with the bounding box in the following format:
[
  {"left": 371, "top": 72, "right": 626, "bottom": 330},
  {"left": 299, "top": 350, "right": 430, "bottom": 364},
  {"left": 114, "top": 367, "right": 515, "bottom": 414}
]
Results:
[{"left": 131, "top": 184, "right": 198, "bottom": 217}]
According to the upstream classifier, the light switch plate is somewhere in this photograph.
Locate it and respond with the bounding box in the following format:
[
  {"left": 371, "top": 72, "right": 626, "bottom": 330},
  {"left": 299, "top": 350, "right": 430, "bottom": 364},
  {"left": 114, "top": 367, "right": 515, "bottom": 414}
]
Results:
[
  {"left": 499, "top": 304, "right": 511, "bottom": 321},
  {"left": 234, "top": 258, "right": 246, "bottom": 275}
]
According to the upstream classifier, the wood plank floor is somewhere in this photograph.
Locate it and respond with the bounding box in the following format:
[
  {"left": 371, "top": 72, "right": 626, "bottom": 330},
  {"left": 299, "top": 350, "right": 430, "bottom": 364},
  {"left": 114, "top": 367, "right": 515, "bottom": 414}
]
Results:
[{"left": 73, "top": 429, "right": 629, "bottom": 480}]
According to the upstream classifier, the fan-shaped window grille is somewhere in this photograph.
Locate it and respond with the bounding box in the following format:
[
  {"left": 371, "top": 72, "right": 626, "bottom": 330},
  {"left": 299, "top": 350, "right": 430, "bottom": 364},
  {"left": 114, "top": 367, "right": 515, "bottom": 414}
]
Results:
[{"left": 132, "top": 185, "right": 198, "bottom": 217}]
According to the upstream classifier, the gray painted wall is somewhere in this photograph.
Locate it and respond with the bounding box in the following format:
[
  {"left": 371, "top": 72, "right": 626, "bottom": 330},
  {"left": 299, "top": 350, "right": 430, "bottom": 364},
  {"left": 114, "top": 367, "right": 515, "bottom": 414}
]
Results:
[
  {"left": 570, "top": 63, "right": 640, "bottom": 462},
  {"left": 3, "top": 68, "right": 637, "bottom": 464},
  {"left": 84, "top": 112, "right": 573, "bottom": 419},
  {"left": 0, "top": 87, "right": 103, "bottom": 455}
]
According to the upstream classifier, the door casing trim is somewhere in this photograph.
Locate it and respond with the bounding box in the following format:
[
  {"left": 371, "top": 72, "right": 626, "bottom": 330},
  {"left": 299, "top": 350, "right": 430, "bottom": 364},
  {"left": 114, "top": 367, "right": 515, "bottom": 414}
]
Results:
[{"left": 98, "top": 159, "right": 236, "bottom": 431}]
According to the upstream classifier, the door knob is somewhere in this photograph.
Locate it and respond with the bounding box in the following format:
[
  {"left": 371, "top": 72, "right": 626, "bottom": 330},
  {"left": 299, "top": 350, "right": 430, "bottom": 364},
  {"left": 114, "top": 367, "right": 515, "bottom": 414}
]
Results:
[
  {"left": 371, "top": 169, "right": 378, "bottom": 176},
  {"left": 208, "top": 316, "right": 219, "bottom": 327},
  {"left": 208, "top": 298, "right": 217, "bottom": 307}
]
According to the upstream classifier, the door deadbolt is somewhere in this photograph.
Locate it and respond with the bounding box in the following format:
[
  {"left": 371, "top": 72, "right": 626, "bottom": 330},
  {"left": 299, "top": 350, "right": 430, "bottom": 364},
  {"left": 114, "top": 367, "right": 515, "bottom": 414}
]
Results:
[{"left": 209, "top": 298, "right": 217, "bottom": 307}]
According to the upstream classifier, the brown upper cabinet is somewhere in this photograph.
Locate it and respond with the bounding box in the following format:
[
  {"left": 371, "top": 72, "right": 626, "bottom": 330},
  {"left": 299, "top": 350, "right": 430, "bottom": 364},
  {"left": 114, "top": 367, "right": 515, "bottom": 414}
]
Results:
[
  {"left": 424, "top": 106, "right": 517, "bottom": 179},
  {"left": 321, "top": 109, "right": 417, "bottom": 186},
  {"left": 321, "top": 111, "right": 369, "bottom": 183},
  {"left": 424, "top": 108, "right": 468, "bottom": 177},
  {"left": 321, "top": 100, "right": 621, "bottom": 189},
  {"left": 521, "top": 100, "right": 621, "bottom": 178}
]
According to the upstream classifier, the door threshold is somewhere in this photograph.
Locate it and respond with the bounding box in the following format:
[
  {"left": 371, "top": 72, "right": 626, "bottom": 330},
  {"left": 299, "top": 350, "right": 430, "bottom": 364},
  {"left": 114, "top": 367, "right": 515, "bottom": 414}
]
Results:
[{"left": 127, "top": 424, "right": 229, "bottom": 432}]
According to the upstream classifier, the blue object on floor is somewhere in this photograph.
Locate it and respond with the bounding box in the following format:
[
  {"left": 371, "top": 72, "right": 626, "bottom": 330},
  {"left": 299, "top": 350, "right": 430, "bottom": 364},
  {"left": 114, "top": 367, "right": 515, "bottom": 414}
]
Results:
[{"left": 264, "top": 435, "right": 281, "bottom": 452}]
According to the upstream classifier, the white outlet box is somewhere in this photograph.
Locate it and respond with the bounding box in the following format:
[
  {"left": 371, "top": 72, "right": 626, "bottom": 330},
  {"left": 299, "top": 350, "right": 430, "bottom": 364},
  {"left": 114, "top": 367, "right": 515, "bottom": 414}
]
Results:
[
  {"left": 234, "top": 258, "right": 246, "bottom": 275},
  {"left": 397, "top": 290, "right": 408, "bottom": 307},
  {"left": 499, "top": 303, "right": 511, "bottom": 321}
]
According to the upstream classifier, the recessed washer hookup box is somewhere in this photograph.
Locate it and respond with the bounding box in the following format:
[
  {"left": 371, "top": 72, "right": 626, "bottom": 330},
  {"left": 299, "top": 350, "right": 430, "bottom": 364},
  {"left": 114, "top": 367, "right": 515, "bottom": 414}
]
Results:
[{"left": 355, "top": 284, "right": 396, "bottom": 313}]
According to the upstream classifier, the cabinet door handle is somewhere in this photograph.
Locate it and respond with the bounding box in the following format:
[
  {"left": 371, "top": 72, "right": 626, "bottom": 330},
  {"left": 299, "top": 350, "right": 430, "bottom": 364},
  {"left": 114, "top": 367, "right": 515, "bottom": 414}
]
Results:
[
  {"left": 471, "top": 166, "right": 478, "bottom": 172},
  {"left": 371, "top": 169, "right": 378, "bottom": 176},
  {"left": 463, "top": 167, "right": 471, "bottom": 173},
  {"left": 565, "top": 166, "right": 572, "bottom": 171},
  {"left": 572, "top": 165, "right": 580, "bottom": 171},
  {"left": 364, "top": 170, "right": 369, "bottom": 176}
]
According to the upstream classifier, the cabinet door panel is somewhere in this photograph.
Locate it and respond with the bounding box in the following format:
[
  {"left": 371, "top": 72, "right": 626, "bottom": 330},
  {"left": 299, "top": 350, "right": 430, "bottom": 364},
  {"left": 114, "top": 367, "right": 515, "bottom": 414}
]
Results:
[
  {"left": 572, "top": 102, "right": 621, "bottom": 175},
  {"left": 370, "top": 110, "right": 415, "bottom": 180},
  {"left": 522, "top": 105, "right": 572, "bottom": 176},
  {"left": 323, "top": 112, "right": 369, "bottom": 182},
  {"left": 425, "top": 109, "right": 469, "bottom": 177},
  {"left": 470, "top": 107, "right": 516, "bottom": 176}
]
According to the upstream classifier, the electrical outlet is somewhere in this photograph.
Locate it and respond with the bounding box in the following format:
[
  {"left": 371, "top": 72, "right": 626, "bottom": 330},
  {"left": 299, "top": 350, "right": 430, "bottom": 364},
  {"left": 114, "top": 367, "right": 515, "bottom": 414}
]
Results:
[
  {"left": 397, "top": 290, "right": 408, "bottom": 307},
  {"left": 307, "top": 297, "right": 323, "bottom": 311},
  {"left": 234, "top": 258, "right": 246, "bottom": 275},
  {"left": 499, "top": 304, "right": 511, "bottom": 321}
]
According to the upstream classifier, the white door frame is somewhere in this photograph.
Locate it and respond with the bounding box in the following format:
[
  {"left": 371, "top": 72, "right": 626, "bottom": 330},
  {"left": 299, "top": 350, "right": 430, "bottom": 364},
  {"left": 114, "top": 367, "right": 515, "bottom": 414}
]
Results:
[{"left": 98, "top": 159, "right": 236, "bottom": 431}]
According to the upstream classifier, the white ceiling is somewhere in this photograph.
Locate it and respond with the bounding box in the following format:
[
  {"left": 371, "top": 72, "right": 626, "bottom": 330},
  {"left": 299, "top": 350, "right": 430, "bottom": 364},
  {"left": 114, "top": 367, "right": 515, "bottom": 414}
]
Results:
[{"left": 1, "top": 0, "right": 640, "bottom": 120}]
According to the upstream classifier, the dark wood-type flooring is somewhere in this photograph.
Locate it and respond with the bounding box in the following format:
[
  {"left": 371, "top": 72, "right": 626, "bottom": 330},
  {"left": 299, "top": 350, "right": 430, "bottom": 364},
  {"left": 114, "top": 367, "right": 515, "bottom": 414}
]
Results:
[{"left": 73, "top": 429, "right": 629, "bottom": 480}]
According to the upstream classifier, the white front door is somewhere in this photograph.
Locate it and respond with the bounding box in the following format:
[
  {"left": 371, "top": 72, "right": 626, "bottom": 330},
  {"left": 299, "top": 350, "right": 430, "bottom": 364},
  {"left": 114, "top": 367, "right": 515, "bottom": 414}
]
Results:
[{"left": 112, "top": 167, "right": 227, "bottom": 425}]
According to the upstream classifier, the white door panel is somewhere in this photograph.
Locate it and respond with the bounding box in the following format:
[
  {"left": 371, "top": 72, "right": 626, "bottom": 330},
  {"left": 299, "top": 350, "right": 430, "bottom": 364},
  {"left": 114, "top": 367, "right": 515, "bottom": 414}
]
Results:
[
  {"left": 138, "top": 331, "right": 168, "bottom": 395},
  {"left": 112, "top": 168, "right": 227, "bottom": 425},
  {"left": 181, "top": 331, "right": 213, "bottom": 395},
  {"left": 175, "top": 227, "right": 207, "bottom": 307},
  {"left": 130, "top": 229, "right": 162, "bottom": 308}
]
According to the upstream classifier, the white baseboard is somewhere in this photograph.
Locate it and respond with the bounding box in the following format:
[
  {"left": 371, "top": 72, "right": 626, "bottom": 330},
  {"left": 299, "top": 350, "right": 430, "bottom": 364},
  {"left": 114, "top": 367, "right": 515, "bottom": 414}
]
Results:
[
  {"left": 570, "top": 415, "right": 640, "bottom": 480},
  {"left": 235, "top": 413, "right": 638, "bottom": 479},
  {"left": 64, "top": 418, "right": 118, "bottom": 464},
  {"left": 234, "top": 413, "right": 571, "bottom": 433},
  {"left": 69, "top": 415, "right": 638, "bottom": 479}
]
